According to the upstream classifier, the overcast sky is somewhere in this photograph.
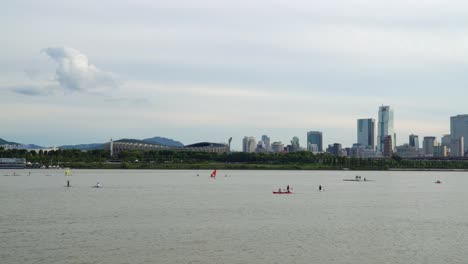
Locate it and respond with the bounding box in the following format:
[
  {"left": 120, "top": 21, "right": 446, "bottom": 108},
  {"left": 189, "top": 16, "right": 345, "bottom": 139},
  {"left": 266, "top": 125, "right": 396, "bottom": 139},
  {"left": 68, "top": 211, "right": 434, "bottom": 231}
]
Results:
[{"left": 2, "top": 0, "right": 468, "bottom": 149}]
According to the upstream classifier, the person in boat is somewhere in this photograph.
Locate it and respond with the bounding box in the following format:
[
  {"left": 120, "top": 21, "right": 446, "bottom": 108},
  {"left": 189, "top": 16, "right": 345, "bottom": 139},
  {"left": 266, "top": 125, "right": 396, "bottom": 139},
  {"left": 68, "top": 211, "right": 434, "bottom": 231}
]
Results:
[
  {"left": 66, "top": 180, "right": 70, "bottom": 187},
  {"left": 319, "top": 185, "right": 322, "bottom": 191},
  {"left": 364, "top": 178, "right": 366, "bottom": 181},
  {"left": 96, "top": 182, "right": 101, "bottom": 188},
  {"left": 286, "top": 185, "right": 290, "bottom": 192},
  {"left": 278, "top": 188, "right": 282, "bottom": 193}
]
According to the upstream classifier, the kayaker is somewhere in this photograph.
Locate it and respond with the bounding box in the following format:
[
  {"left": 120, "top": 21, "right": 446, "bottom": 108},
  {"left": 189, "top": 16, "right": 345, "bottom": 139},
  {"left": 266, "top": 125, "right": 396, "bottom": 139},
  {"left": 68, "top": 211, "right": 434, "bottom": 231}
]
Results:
[
  {"left": 286, "top": 185, "right": 290, "bottom": 192},
  {"left": 278, "top": 188, "right": 282, "bottom": 193},
  {"left": 66, "top": 180, "right": 70, "bottom": 187},
  {"left": 96, "top": 182, "right": 101, "bottom": 188},
  {"left": 319, "top": 185, "right": 322, "bottom": 191}
]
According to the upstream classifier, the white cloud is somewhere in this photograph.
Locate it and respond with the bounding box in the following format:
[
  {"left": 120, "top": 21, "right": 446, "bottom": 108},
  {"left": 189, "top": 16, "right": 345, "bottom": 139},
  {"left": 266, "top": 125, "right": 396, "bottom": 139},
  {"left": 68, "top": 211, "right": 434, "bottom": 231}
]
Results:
[{"left": 42, "top": 47, "right": 118, "bottom": 93}]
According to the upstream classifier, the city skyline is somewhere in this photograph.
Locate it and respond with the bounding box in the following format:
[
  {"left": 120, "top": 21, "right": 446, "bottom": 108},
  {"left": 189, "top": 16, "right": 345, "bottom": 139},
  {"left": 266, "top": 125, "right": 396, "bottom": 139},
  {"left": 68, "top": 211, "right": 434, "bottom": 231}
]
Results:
[{"left": 2, "top": 1, "right": 467, "bottom": 149}]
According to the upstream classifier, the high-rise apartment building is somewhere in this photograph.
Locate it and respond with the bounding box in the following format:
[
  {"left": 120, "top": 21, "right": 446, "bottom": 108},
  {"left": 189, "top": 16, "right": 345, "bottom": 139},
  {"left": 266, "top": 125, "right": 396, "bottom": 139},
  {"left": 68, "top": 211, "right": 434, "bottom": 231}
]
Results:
[
  {"left": 423, "top": 136, "right": 437, "bottom": 156},
  {"left": 357, "top": 118, "right": 375, "bottom": 149},
  {"left": 409, "top": 134, "right": 419, "bottom": 149},
  {"left": 451, "top": 115, "right": 468, "bottom": 154},
  {"left": 261, "top": 135, "right": 271, "bottom": 152},
  {"left": 377, "top": 106, "right": 395, "bottom": 152},
  {"left": 242, "top": 136, "right": 256, "bottom": 153},
  {"left": 307, "top": 131, "right": 323, "bottom": 152},
  {"left": 383, "top": 135, "right": 393, "bottom": 157}
]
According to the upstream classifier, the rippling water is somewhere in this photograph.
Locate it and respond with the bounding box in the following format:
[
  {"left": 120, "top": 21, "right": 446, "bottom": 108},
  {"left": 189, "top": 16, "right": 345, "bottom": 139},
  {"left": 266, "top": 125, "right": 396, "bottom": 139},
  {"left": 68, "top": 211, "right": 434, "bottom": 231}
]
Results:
[{"left": 1, "top": 169, "right": 468, "bottom": 264}]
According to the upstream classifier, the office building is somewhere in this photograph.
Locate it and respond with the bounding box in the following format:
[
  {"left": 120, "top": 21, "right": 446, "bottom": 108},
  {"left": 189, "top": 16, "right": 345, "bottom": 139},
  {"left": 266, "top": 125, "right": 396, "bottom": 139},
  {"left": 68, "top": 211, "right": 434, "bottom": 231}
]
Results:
[
  {"left": 377, "top": 106, "right": 395, "bottom": 152},
  {"left": 357, "top": 118, "right": 375, "bottom": 149},
  {"left": 434, "top": 145, "right": 448, "bottom": 157},
  {"left": 409, "top": 134, "right": 419, "bottom": 149},
  {"left": 307, "top": 131, "right": 323, "bottom": 152},
  {"left": 451, "top": 115, "right": 468, "bottom": 154},
  {"left": 423, "top": 136, "right": 437, "bottom": 156}
]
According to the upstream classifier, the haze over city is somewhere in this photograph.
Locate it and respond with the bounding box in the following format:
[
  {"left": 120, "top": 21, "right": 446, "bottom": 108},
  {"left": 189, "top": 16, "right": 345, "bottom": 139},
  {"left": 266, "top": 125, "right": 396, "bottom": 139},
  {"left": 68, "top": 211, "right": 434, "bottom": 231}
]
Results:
[{"left": 2, "top": 1, "right": 468, "bottom": 149}]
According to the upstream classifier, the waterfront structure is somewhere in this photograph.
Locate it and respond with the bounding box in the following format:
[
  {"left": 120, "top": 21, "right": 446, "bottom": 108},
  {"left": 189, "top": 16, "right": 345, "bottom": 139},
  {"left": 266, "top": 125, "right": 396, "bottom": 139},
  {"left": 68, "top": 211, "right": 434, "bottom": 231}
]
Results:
[
  {"left": 450, "top": 137, "right": 464, "bottom": 157},
  {"left": 271, "top": 141, "right": 284, "bottom": 153},
  {"left": 423, "top": 137, "right": 437, "bottom": 156},
  {"left": 357, "top": 118, "right": 375, "bottom": 149},
  {"left": 451, "top": 115, "right": 468, "bottom": 154},
  {"left": 377, "top": 106, "right": 395, "bottom": 153},
  {"left": 0, "top": 158, "right": 27, "bottom": 169},
  {"left": 242, "top": 136, "right": 256, "bottom": 153},
  {"left": 383, "top": 135, "right": 393, "bottom": 157},
  {"left": 409, "top": 134, "right": 419, "bottom": 149},
  {"left": 307, "top": 131, "right": 323, "bottom": 152},
  {"left": 261, "top": 135, "right": 271, "bottom": 152}
]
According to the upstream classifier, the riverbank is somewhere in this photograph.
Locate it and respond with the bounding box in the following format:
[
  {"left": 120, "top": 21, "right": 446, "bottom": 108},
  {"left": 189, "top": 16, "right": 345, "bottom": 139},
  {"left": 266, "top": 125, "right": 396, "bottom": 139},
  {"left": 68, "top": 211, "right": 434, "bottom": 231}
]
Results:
[{"left": 25, "top": 162, "right": 468, "bottom": 171}]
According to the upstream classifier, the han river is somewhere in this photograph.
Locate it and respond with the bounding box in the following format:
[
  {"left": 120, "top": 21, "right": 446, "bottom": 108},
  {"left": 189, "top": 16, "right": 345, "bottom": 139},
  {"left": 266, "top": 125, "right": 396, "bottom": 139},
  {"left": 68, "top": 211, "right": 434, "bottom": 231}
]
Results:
[{"left": 1, "top": 169, "right": 468, "bottom": 264}]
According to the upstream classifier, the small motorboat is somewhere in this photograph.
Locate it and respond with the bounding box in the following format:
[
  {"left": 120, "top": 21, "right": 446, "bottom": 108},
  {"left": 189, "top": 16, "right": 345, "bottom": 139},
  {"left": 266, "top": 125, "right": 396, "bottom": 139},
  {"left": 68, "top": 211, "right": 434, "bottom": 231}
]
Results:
[{"left": 435, "top": 180, "right": 442, "bottom": 184}]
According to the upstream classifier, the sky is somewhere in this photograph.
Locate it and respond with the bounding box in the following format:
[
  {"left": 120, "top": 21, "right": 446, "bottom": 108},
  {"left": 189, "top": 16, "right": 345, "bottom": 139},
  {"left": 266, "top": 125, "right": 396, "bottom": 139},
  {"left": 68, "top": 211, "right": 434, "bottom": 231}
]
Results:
[{"left": 2, "top": 0, "right": 468, "bottom": 150}]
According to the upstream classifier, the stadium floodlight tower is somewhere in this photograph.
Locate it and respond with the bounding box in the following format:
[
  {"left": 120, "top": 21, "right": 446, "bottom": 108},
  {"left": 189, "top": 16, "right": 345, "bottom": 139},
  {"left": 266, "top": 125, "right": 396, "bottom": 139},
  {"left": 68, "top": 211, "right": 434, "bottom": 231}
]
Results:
[{"left": 228, "top": 137, "right": 232, "bottom": 153}]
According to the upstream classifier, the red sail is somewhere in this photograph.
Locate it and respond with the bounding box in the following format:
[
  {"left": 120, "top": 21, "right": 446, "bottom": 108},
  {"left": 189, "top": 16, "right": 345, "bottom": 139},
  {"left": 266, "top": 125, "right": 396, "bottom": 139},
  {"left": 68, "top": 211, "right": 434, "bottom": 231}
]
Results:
[{"left": 210, "top": 169, "right": 217, "bottom": 177}]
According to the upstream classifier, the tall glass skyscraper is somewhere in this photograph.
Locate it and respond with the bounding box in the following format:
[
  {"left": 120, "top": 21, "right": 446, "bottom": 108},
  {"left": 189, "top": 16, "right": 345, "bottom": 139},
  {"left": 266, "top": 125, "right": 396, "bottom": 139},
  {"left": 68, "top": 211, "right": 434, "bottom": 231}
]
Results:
[
  {"left": 357, "top": 118, "right": 375, "bottom": 149},
  {"left": 307, "top": 131, "right": 323, "bottom": 152},
  {"left": 377, "top": 106, "right": 395, "bottom": 152},
  {"left": 451, "top": 115, "right": 468, "bottom": 154}
]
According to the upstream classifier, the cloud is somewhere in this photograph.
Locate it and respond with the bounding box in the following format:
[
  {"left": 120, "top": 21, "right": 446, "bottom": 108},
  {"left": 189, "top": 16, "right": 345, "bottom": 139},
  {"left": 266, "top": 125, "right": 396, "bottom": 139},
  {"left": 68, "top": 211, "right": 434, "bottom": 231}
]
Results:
[
  {"left": 42, "top": 47, "right": 118, "bottom": 93},
  {"left": 11, "top": 85, "right": 51, "bottom": 96}
]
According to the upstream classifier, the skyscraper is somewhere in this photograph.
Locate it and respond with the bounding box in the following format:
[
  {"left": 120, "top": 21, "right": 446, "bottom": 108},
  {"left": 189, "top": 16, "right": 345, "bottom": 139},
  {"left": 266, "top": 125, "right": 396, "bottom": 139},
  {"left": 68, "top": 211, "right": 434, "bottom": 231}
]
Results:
[
  {"left": 357, "top": 118, "right": 375, "bottom": 149},
  {"left": 450, "top": 115, "right": 468, "bottom": 154},
  {"left": 377, "top": 106, "right": 395, "bottom": 152},
  {"left": 261, "top": 135, "right": 271, "bottom": 152},
  {"left": 242, "top": 136, "right": 256, "bottom": 153},
  {"left": 409, "top": 134, "right": 419, "bottom": 149},
  {"left": 307, "top": 131, "right": 323, "bottom": 152}
]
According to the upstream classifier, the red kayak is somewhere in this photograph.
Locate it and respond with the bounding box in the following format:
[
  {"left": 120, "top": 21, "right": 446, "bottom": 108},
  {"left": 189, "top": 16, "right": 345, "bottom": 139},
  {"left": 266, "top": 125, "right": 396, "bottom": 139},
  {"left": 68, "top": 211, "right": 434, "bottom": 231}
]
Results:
[{"left": 272, "top": 191, "right": 292, "bottom": 194}]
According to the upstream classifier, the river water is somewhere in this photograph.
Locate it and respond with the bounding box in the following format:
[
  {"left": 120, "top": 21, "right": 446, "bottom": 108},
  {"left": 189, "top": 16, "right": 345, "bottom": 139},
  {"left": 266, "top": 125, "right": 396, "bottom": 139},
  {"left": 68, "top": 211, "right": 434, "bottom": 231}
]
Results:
[{"left": 1, "top": 169, "right": 468, "bottom": 264}]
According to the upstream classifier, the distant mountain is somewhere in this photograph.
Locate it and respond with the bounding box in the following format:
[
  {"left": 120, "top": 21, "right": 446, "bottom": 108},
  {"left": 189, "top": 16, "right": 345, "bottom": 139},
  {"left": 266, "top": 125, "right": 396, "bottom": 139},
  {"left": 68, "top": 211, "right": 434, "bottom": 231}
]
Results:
[
  {"left": 18, "top": 144, "right": 45, "bottom": 149},
  {"left": 59, "top": 143, "right": 105, "bottom": 150},
  {"left": 0, "top": 138, "right": 20, "bottom": 145},
  {"left": 143, "top": 137, "right": 184, "bottom": 147}
]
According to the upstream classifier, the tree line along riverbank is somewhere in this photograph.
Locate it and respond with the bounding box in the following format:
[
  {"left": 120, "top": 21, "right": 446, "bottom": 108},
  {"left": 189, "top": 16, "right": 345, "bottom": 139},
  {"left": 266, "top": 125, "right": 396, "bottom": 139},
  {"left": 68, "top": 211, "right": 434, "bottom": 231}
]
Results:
[{"left": 2, "top": 148, "right": 468, "bottom": 170}]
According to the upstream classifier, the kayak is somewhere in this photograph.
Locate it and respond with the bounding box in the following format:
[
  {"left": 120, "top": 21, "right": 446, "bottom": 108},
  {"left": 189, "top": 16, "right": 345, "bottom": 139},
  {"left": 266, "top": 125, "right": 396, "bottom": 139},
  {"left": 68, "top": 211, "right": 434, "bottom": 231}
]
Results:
[{"left": 272, "top": 191, "right": 292, "bottom": 194}]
